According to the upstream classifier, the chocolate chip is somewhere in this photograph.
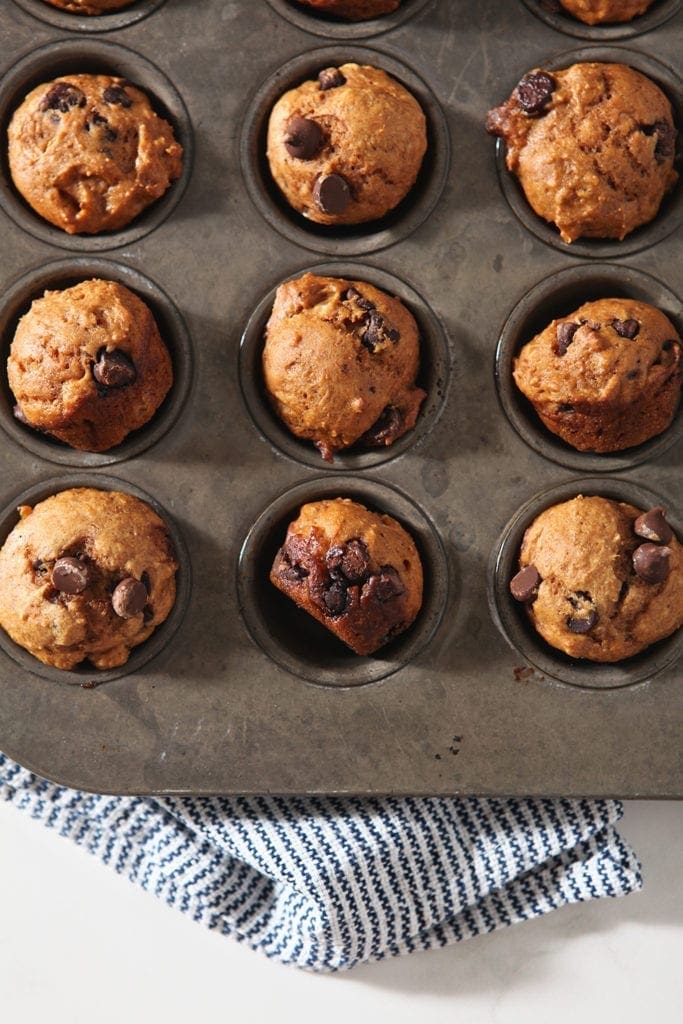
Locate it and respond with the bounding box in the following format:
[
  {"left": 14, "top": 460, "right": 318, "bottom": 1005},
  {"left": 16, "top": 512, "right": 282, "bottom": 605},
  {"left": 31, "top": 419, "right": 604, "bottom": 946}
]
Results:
[
  {"left": 284, "top": 117, "right": 323, "bottom": 160},
  {"left": 557, "top": 403, "right": 575, "bottom": 413},
  {"left": 567, "top": 609, "right": 598, "bottom": 634},
  {"left": 87, "top": 112, "right": 118, "bottom": 142},
  {"left": 642, "top": 121, "right": 676, "bottom": 161},
  {"left": 93, "top": 349, "right": 137, "bottom": 389},
  {"left": 516, "top": 71, "right": 556, "bottom": 115},
  {"left": 633, "top": 543, "right": 672, "bottom": 584},
  {"left": 52, "top": 557, "right": 89, "bottom": 595},
  {"left": 326, "top": 539, "right": 370, "bottom": 583},
  {"left": 323, "top": 581, "right": 348, "bottom": 617},
  {"left": 634, "top": 506, "right": 674, "bottom": 545},
  {"left": 611, "top": 318, "right": 640, "bottom": 339},
  {"left": 313, "top": 173, "right": 351, "bottom": 215},
  {"left": 662, "top": 340, "right": 675, "bottom": 351},
  {"left": 39, "top": 82, "right": 86, "bottom": 114},
  {"left": 364, "top": 566, "right": 406, "bottom": 604},
  {"left": 361, "top": 311, "right": 400, "bottom": 353},
  {"left": 318, "top": 67, "right": 346, "bottom": 91},
  {"left": 103, "top": 84, "right": 132, "bottom": 108},
  {"left": 112, "top": 577, "right": 148, "bottom": 618},
  {"left": 555, "top": 321, "right": 578, "bottom": 356},
  {"left": 626, "top": 370, "right": 639, "bottom": 380},
  {"left": 510, "top": 564, "right": 542, "bottom": 603},
  {"left": 344, "top": 287, "right": 375, "bottom": 312},
  {"left": 361, "top": 405, "right": 404, "bottom": 447}
]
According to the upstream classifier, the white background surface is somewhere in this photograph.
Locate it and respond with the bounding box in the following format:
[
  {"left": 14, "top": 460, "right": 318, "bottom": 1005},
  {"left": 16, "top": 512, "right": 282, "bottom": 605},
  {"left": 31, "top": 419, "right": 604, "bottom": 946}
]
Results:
[{"left": 1, "top": 798, "right": 681, "bottom": 1022}]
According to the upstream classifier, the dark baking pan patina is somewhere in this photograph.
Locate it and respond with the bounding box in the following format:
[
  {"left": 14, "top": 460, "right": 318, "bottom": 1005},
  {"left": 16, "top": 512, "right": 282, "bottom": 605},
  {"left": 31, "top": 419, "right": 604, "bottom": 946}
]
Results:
[{"left": 0, "top": 0, "right": 680, "bottom": 798}]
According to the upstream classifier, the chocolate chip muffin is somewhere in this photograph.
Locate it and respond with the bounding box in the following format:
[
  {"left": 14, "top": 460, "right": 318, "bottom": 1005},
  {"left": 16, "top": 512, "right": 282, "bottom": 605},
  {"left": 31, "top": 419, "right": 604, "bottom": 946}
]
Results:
[
  {"left": 8, "top": 279, "right": 173, "bottom": 452},
  {"left": 8, "top": 74, "right": 183, "bottom": 235},
  {"left": 40, "top": 0, "right": 138, "bottom": 11},
  {"left": 510, "top": 496, "right": 683, "bottom": 662},
  {"left": 271, "top": 497, "right": 423, "bottom": 656},
  {"left": 513, "top": 298, "right": 682, "bottom": 452},
  {"left": 0, "top": 488, "right": 178, "bottom": 671},
  {"left": 263, "top": 272, "right": 425, "bottom": 461},
  {"left": 267, "top": 63, "right": 427, "bottom": 225},
  {"left": 486, "top": 62, "right": 678, "bottom": 243},
  {"left": 293, "top": 0, "right": 401, "bottom": 18},
  {"left": 546, "top": 0, "right": 656, "bottom": 23}
]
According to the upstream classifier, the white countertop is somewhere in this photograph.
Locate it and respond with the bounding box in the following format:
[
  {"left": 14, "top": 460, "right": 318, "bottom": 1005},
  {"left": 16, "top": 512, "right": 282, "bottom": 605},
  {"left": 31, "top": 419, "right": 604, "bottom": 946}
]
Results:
[{"left": 1, "top": 799, "right": 681, "bottom": 1023}]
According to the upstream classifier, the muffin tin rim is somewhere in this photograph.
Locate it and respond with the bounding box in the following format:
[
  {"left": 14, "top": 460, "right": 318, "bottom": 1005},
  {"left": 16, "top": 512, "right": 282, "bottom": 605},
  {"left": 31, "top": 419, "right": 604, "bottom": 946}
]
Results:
[
  {"left": 239, "top": 258, "right": 452, "bottom": 472},
  {"left": 495, "top": 261, "right": 683, "bottom": 472},
  {"left": 238, "top": 41, "right": 451, "bottom": 257},
  {"left": 0, "top": 37, "right": 195, "bottom": 252},
  {"left": 9, "top": 0, "right": 168, "bottom": 34}
]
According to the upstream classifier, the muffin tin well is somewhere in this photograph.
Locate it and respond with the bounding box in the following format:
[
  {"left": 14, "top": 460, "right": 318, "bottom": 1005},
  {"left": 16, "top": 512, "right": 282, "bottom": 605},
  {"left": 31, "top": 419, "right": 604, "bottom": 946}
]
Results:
[
  {"left": 0, "top": 0, "right": 680, "bottom": 798},
  {"left": 0, "top": 257, "right": 194, "bottom": 466},
  {"left": 489, "top": 476, "right": 683, "bottom": 690},
  {"left": 10, "top": 0, "right": 167, "bottom": 34},
  {"left": 266, "top": 0, "right": 434, "bottom": 39},
  {"left": 0, "top": 474, "right": 191, "bottom": 686},
  {"left": 0, "top": 38, "right": 194, "bottom": 251},
  {"left": 239, "top": 260, "right": 451, "bottom": 471},
  {"left": 520, "top": 0, "right": 681, "bottom": 41},
  {"left": 495, "top": 263, "right": 683, "bottom": 472},
  {"left": 492, "top": 46, "right": 682, "bottom": 259},
  {"left": 239, "top": 44, "right": 450, "bottom": 256}
]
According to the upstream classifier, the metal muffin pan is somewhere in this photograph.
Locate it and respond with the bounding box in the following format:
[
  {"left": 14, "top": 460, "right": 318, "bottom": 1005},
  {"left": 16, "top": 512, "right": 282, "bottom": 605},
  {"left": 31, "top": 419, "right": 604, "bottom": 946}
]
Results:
[
  {"left": 520, "top": 0, "right": 681, "bottom": 41},
  {"left": 267, "top": 0, "right": 434, "bottom": 39},
  {"left": 10, "top": 0, "right": 167, "bottom": 35},
  {"left": 0, "top": 0, "right": 680, "bottom": 798}
]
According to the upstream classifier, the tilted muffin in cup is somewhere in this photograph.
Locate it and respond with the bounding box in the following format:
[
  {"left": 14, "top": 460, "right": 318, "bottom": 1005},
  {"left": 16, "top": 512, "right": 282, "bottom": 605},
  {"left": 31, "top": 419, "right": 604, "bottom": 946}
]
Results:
[
  {"left": 8, "top": 279, "right": 173, "bottom": 452},
  {"left": 8, "top": 74, "right": 183, "bottom": 234},
  {"left": 486, "top": 62, "right": 677, "bottom": 243},
  {"left": 293, "top": 0, "right": 401, "bottom": 18},
  {"left": 271, "top": 497, "right": 423, "bottom": 655},
  {"left": 509, "top": 495, "right": 683, "bottom": 662},
  {"left": 267, "top": 63, "right": 427, "bottom": 225},
  {"left": 263, "top": 272, "right": 426, "bottom": 461},
  {"left": 0, "top": 488, "right": 177, "bottom": 671},
  {"left": 513, "top": 297, "right": 682, "bottom": 452},
  {"left": 543, "top": 0, "right": 657, "bottom": 24}
]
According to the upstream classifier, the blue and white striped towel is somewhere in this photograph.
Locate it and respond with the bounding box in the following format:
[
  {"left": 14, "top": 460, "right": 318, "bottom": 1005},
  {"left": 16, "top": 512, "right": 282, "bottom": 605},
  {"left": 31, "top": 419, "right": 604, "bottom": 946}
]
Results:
[{"left": 0, "top": 752, "right": 641, "bottom": 972}]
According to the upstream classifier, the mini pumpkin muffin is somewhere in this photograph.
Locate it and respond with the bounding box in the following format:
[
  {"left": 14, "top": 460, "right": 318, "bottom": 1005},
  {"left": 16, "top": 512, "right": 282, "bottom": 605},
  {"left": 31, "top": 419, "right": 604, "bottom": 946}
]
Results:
[
  {"left": 8, "top": 74, "right": 183, "bottom": 234},
  {"left": 0, "top": 488, "right": 177, "bottom": 671},
  {"left": 40, "top": 0, "right": 138, "bottom": 11},
  {"left": 513, "top": 298, "right": 682, "bottom": 452},
  {"left": 486, "top": 62, "right": 678, "bottom": 243},
  {"left": 271, "top": 497, "right": 423, "bottom": 655},
  {"left": 509, "top": 496, "right": 683, "bottom": 662},
  {"left": 293, "top": 0, "right": 401, "bottom": 18},
  {"left": 267, "top": 63, "right": 427, "bottom": 225},
  {"left": 263, "top": 272, "right": 425, "bottom": 461},
  {"left": 546, "top": 0, "right": 656, "bottom": 23},
  {"left": 8, "top": 279, "right": 173, "bottom": 452}
]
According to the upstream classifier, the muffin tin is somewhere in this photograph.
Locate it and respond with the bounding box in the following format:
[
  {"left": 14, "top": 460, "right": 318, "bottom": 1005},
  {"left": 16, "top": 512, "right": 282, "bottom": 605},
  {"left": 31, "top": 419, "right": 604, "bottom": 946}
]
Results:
[{"left": 0, "top": 0, "right": 680, "bottom": 797}]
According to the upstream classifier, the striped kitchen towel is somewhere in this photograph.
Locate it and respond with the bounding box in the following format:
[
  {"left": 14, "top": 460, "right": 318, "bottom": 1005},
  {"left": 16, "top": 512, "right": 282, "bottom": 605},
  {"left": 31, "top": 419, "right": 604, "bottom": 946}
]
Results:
[{"left": 0, "top": 752, "right": 641, "bottom": 972}]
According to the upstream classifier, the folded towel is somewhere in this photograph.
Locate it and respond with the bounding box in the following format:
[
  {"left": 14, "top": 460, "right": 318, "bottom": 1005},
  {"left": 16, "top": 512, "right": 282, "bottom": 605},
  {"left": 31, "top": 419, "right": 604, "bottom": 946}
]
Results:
[{"left": 0, "top": 753, "right": 641, "bottom": 972}]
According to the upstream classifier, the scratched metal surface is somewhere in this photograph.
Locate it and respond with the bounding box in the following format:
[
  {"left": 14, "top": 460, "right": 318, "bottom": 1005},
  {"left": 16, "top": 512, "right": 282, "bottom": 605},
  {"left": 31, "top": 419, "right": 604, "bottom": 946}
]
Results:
[{"left": 0, "top": 0, "right": 681, "bottom": 796}]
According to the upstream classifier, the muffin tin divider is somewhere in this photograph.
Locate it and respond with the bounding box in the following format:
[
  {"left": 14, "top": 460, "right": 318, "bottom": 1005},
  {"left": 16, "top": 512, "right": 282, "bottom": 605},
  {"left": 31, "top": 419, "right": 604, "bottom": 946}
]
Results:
[{"left": 0, "top": 0, "right": 680, "bottom": 797}]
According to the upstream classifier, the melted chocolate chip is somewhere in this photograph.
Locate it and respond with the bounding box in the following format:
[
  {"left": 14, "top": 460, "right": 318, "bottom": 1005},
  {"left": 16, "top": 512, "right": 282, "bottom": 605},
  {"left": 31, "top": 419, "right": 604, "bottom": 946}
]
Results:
[
  {"left": 566, "top": 590, "right": 598, "bottom": 633},
  {"left": 516, "top": 71, "right": 556, "bottom": 115},
  {"left": 323, "top": 581, "right": 348, "bottom": 617},
  {"left": 361, "top": 311, "right": 400, "bottom": 353},
  {"left": 626, "top": 370, "right": 639, "bottom": 380},
  {"left": 642, "top": 120, "right": 676, "bottom": 161},
  {"left": 326, "top": 539, "right": 370, "bottom": 584},
  {"left": 611, "top": 318, "right": 640, "bottom": 339},
  {"left": 112, "top": 577, "right": 148, "bottom": 618},
  {"left": 318, "top": 67, "right": 346, "bottom": 91},
  {"left": 103, "top": 84, "right": 132, "bottom": 108},
  {"left": 93, "top": 349, "right": 136, "bottom": 389},
  {"left": 555, "top": 321, "right": 578, "bottom": 356},
  {"left": 633, "top": 543, "right": 672, "bottom": 584},
  {"left": 510, "top": 564, "right": 541, "bottom": 603},
  {"left": 52, "top": 557, "right": 89, "bottom": 595},
  {"left": 344, "top": 287, "right": 376, "bottom": 312},
  {"left": 634, "top": 506, "right": 674, "bottom": 545},
  {"left": 313, "top": 173, "right": 351, "bottom": 215},
  {"left": 567, "top": 610, "right": 598, "bottom": 634},
  {"left": 87, "top": 112, "right": 118, "bottom": 142},
  {"left": 284, "top": 117, "right": 323, "bottom": 160},
  {"left": 361, "top": 405, "right": 404, "bottom": 447},
  {"left": 364, "top": 566, "right": 406, "bottom": 604},
  {"left": 39, "top": 82, "right": 86, "bottom": 114}
]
